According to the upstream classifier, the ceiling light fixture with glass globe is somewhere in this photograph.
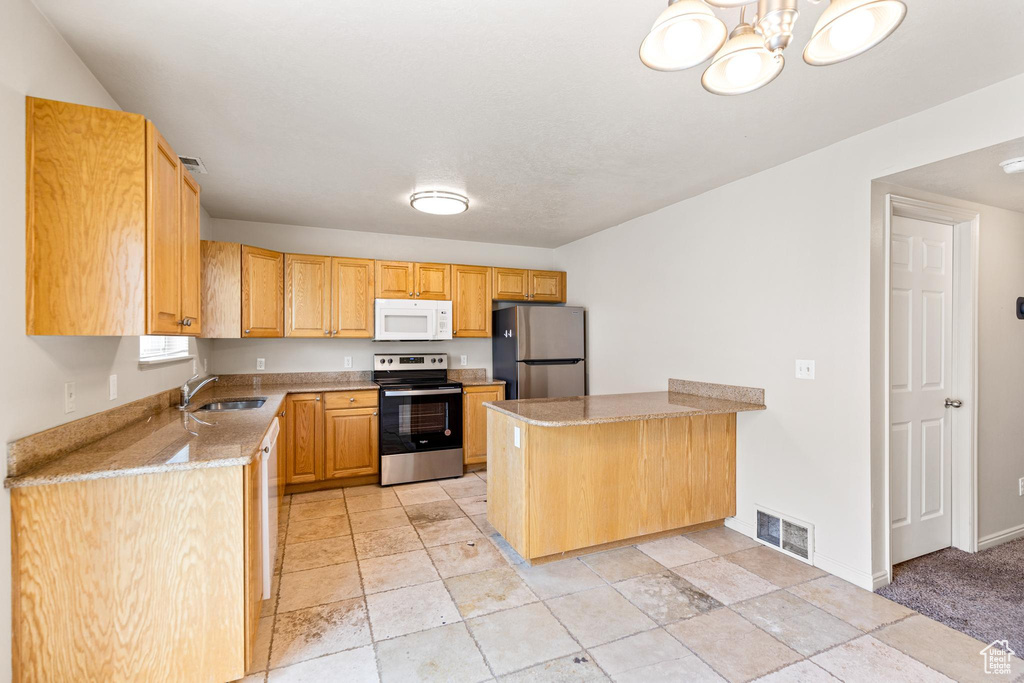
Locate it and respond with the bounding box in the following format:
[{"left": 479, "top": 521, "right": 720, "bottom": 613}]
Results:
[
  {"left": 639, "top": 0, "right": 906, "bottom": 95},
  {"left": 410, "top": 190, "right": 469, "bottom": 215}
]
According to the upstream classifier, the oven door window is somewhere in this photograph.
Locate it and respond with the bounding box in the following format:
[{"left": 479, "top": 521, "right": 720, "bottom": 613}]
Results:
[{"left": 380, "top": 391, "right": 463, "bottom": 455}]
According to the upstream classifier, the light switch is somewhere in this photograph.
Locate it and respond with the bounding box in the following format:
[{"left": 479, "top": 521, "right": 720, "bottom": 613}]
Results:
[
  {"left": 64, "top": 382, "right": 76, "bottom": 414},
  {"left": 795, "top": 359, "right": 815, "bottom": 380},
  {"left": 256, "top": 358, "right": 266, "bottom": 370}
]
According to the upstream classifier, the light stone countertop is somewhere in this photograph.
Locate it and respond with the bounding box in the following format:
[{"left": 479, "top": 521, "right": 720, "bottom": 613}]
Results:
[
  {"left": 5, "top": 381, "right": 378, "bottom": 489},
  {"left": 484, "top": 390, "right": 764, "bottom": 427}
]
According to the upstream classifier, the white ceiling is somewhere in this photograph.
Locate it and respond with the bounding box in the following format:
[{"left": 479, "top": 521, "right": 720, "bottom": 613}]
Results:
[
  {"left": 881, "top": 138, "right": 1024, "bottom": 215},
  {"left": 33, "top": 0, "right": 1024, "bottom": 247}
]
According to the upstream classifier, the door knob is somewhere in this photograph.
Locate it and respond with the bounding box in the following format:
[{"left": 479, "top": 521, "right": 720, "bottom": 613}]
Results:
[{"left": 945, "top": 398, "right": 963, "bottom": 408}]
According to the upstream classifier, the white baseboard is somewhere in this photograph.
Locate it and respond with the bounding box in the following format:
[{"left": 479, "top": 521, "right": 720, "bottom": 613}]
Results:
[
  {"left": 977, "top": 522, "right": 1024, "bottom": 551},
  {"left": 872, "top": 570, "right": 891, "bottom": 590},
  {"left": 724, "top": 517, "right": 876, "bottom": 591}
]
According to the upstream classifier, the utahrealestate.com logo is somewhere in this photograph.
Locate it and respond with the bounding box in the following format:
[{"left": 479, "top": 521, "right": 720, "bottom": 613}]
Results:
[{"left": 980, "top": 640, "right": 1015, "bottom": 675}]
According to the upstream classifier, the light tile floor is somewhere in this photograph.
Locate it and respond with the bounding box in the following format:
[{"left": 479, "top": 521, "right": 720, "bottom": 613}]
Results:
[{"left": 240, "top": 472, "right": 1019, "bottom": 683}]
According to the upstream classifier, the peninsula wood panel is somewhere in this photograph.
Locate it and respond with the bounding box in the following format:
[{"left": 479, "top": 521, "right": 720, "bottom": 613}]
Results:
[
  {"left": 242, "top": 245, "right": 284, "bottom": 337},
  {"left": 180, "top": 170, "right": 202, "bottom": 334},
  {"left": 524, "top": 414, "right": 736, "bottom": 559},
  {"left": 200, "top": 241, "right": 242, "bottom": 338},
  {"left": 26, "top": 97, "right": 147, "bottom": 336},
  {"left": 375, "top": 260, "right": 414, "bottom": 299},
  {"left": 492, "top": 268, "right": 529, "bottom": 301},
  {"left": 453, "top": 265, "right": 492, "bottom": 337},
  {"left": 285, "top": 254, "right": 331, "bottom": 337},
  {"left": 414, "top": 262, "right": 451, "bottom": 300},
  {"left": 528, "top": 270, "right": 566, "bottom": 303},
  {"left": 146, "top": 122, "right": 184, "bottom": 335},
  {"left": 10, "top": 466, "right": 245, "bottom": 682},
  {"left": 243, "top": 461, "right": 263, "bottom": 671},
  {"left": 331, "top": 257, "right": 375, "bottom": 337},
  {"left": 463, "top": 385, "right": 502, "bottom": 464},
  {"left": 324, "top": 408, "right": 379, "bottom": 479},
  {"left": 285, "top": 393, "right": 323, "bottom": 484},
  {"left": 485, "top": 410, "right": 530, "bottom": 555}
]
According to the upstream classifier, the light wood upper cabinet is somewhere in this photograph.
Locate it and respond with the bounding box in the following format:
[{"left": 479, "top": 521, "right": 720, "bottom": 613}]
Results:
[
  {"left": 285, "top": 254, "right": 331, "bottom": 337},
  {"left": 285, "top": 393, "right": 323, "bottom": 485},
  {"left": 493, "top": 268, "right": 566, "bottom": 303},
  {"left": 242, "top": 245, "right": 284, "bottom": 337},
  {"left": 414, "top": 262, "right": 451, "bottom": 300},
  {"left": 332, "top": 257, "right": 375, "bottom": 338},
  {"left": 180, "top": 170, "right": 202, "bottom": 334},
  {"left": 26, "top": 98, "right": 201, "bottom": 336},
  {"left": 493, "top": 268, "right": 529, "bottom": 301},
  {"left": 528, "top": 270, "right": 566, "bottom": 303},
  {"left": 200, "top": 241, "right": 242, "bottom": 338},
  {"left": 453, "top": 265, "right": 492, "bottom": 337},
  {"left": 375, "top": 261, "right": 414, "bottom": 299},
  {"left": 324, "top": 407, "right": 379, "bottom": 479},
  {"left": 464, "top": 384, "right": 503, "bottom": 465}
]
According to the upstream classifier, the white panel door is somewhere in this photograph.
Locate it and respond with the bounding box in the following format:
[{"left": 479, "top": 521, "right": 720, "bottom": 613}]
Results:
[{"left": 890, "top": 216, "right": 954, "bottom": 564}]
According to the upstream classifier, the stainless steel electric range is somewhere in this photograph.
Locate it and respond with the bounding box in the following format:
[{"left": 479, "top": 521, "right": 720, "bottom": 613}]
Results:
[{"left": 373, "top": 353, "right": 464, "bottom": 486}]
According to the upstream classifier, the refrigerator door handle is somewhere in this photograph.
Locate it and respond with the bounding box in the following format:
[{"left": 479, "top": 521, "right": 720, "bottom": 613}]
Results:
[{"left": 522, "top": 359, "right": 583, "bottom": 366}]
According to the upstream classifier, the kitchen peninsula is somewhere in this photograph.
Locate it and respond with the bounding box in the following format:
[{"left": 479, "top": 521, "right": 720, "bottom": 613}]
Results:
[{"left": 484, "top": 379, "right": 765, "bottom": 563}]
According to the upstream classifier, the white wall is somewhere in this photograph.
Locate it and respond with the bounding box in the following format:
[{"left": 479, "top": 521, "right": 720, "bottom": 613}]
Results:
[
  {"left": 208, "top": 218, "right": 555, "bottom": 376},
  {"left": 554, "top": 74, "right": 1024, "bottom": 589},
  {"left": 0, "top": 3, "right": 216, "bottom": 679},
  {"left": 869, "top": 183, "right": 1024, "bottom": 565}
]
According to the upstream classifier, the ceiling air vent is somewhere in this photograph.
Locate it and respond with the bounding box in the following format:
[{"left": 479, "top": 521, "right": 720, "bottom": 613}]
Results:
[
  {"left": 755, "top": 505, "right": 814, "bottom": 564},
  {"left": 178, "top": 155, "right": 208, "bottom": 175}
]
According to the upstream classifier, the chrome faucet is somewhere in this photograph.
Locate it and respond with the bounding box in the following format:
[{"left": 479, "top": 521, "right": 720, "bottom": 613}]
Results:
[{"left": 180, "top": 374, "right": 219, "bottom": 409}]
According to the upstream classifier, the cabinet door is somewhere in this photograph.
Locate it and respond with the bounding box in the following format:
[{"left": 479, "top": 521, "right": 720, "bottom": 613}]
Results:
[
  {"left": 453, "top": 265, "right": 492, "bottom": 337},
  {"left": 529, "top": 270, "right": 566, "bottom": 303},
  {"left": 414, "top": 262, "right": 451, "bottom": 300},
  {"left": 285, "top": 393, "right": 323, "bottom": 484},
  {"left": 180, "top": 170, "right": 202, "bottom": 335},
  {"left": 285, "top": 254, "right": 331, "bottom": 338},
  {"left": 242, "top": 245, "right": 284, "bottom": 337},
  {"left": 26, "top": 97, "right": 147, "bottom": 336},
  {"left": 331, "top": 257, "right": 375, "bottom": 337},
  {"left": 463, "top": 385, "right": 503, "bottom": 465},
  {"left": 146, "top": 122, "right": 183, "bottom": 334},
  {"left": 493, "top": 268, "right": 529, "bottom": 301},
  {"left": 200, "top": 241, "right": 242, "bottom": 339},
  {"left": 324, "top": 408, "right": 379, "bottom": 479},
  {"left": 375, "top": 261, "right": 414, "bottom": 299}
]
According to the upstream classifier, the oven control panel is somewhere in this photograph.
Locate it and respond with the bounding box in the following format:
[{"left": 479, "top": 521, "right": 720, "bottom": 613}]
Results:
[{"left": 373, "top": 353, "right": 448, "bottom": 369}]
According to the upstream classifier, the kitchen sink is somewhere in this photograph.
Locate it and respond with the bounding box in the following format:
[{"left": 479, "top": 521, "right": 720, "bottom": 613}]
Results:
[{"left": 196, "top": 398, "right": 267, "bottom": 412}]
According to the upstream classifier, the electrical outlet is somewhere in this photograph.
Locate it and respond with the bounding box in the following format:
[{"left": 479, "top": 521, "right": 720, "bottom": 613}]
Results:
[
  {"left": 108, "top": 374, "right": 117, "bottom": 401},
  {"left": 514, "top": 426, "right": 521, "bottom": 448},
  {"left": 460, "top": 355, "right": 468, "bottom": 366},
  {"left": 256, "top": 358, "right": 266, "bottom": 370},
  {"left": 795, "top": 359, "right": 815, "bottom": 380},
  {"left": 1019, "top": 477, "right": 1024, "bottom": 496},
  {"left": 344, "top": 356, "right": 352, "bottom": 369},
  {"left": 64, "top": 382, "right": 76, "bottom": 414}
]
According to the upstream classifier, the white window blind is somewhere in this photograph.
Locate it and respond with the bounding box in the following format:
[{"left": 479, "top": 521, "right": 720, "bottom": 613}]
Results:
[{"left": 139, "top": 335, "right": 190, "bottom": 362}]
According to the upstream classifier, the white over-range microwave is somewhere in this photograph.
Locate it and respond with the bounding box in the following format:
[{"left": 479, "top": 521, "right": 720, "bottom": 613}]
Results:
[{"left": 374, "top": 299, "right": 452, "bottom": 341}]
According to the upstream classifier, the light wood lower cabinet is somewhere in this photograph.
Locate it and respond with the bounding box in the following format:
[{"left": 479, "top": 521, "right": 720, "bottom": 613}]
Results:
[
  {"left": 285, "top": 393, "right": 324, "bottom": 484},
  {"left": 10, "top": 465, "right": 262, "bottom": 682},
  {"left": 285, "top": 391, "right": 379, "bottom": 486},
  {"left": 463, "top": 384, "right": 504, "bottom": 465},
  {"left": 242, "top": 245, "right": 285, "bottom": 337},
  {"left": 325, "top": 407, "right": 379, "bottom": 479}
]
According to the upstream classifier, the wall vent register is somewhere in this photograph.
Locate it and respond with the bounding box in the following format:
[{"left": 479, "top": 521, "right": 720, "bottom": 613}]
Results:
[{"left": 755, "top": 505, "right": 814, "bottom": 563}]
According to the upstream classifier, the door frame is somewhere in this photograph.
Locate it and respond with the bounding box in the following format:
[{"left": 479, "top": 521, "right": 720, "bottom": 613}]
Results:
[{"left": 883, "top": 194, "right": 979, "bottom": 582}]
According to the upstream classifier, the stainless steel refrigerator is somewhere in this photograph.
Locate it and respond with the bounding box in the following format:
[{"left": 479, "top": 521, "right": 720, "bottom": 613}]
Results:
[{"left": 492, "top": 306, "right": 586, "bottom": 400}]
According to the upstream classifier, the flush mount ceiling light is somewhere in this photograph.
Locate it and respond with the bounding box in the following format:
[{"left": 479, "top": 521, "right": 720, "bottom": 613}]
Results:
[
  {"left": 639, "top": 0, "right": 728, "bottom": 71},
  {"left": 639, "top": 0, "right": 906, "bottom": 95},
  {"left": 999, "top": 157, "right": 1024, "bottom": 175},
  {"left": 409, "top": 190, "right": 469, "bottom": 215}
]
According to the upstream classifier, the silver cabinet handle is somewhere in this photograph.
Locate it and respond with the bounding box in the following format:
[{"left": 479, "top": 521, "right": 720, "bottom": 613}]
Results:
[
  {"left": 408, "top": 292, "right": 413, "bottom": 297},
  {"left": 279, "top": 410, "right": 286, "bottom": 416},
  {"left": 372, "top": 411, "right": 377, "bottom": 416},
  {"left": 244, "top": 329, "right": 251, "bottom": 335},
  {"left": 384, "top": 388, "right": 461, "bottom": 397},
  {"left": 349, "top": 397, "right": 355, "bottom": 402},
  {"left": 324, "top": 330, "right": 330, "bottom": 335},
  {"left": 331, "top": 330, "right": 337, "bottom": 335},
  {"left": 263, "top": 445, "right": 270, "bottom": 453},
  {"left": 315, "top": 396, "right": 321, "bottom": 401},
  {"left": 945, "top": 398, "right": 963, "bottom": 408}
]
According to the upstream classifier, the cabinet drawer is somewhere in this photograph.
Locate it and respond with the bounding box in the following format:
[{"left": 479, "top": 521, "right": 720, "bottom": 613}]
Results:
[{"left": 324, "top": 390, "right": 378, "bottom": 410}]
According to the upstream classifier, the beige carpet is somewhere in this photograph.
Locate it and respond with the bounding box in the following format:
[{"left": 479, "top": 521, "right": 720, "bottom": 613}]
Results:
[{"left": 876, "top": 538, "right": 1024, "bottom": 653}]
